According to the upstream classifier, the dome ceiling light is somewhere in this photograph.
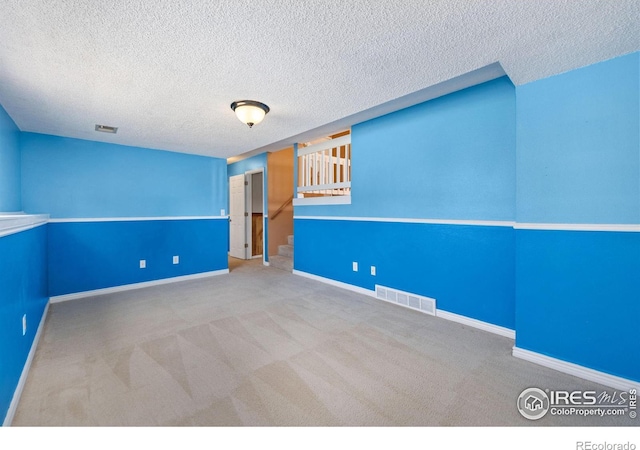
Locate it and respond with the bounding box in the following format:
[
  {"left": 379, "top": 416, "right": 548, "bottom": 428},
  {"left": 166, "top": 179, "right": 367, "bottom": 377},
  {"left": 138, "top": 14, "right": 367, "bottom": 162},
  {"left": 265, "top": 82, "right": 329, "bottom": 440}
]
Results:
[{"left": 230, "top": 100, "right": 270, "bottom": 128}]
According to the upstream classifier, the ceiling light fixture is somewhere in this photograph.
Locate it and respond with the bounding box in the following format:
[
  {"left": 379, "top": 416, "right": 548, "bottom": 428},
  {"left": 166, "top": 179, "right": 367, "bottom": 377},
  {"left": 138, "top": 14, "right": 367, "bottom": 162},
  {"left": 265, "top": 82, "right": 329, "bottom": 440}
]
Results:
[{"left": 230, "top": 100, "right": 270, "bottom": 128}]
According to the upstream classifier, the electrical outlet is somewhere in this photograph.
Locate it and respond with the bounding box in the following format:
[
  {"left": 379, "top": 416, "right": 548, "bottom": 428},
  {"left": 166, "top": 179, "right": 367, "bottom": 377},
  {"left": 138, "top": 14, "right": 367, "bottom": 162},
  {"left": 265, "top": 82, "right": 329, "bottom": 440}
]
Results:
[
  {"left": 352, "top": 262, "right": 358, "bottom": 272},
  {"left": 371, "top": 266, "right": 376, "bottom": 276},
  {"left": 173, "top": 255, "right": 179, "bottom": 265},
  {"left": 22, "top": 314, "right": 26, "bottom": 336},
  {"left": 140, "top": 259, "right": 146, "bottom": 269},
  {"left": 220, "top": 209, "right": 226, "bottom": 216}
]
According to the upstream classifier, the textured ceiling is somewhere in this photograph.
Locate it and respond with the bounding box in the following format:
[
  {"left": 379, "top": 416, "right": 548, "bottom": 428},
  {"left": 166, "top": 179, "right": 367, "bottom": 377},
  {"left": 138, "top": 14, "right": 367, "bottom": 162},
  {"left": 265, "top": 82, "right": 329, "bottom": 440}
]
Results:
[{"left": 0, "top": 1, "right": 638, "bottom": 159}]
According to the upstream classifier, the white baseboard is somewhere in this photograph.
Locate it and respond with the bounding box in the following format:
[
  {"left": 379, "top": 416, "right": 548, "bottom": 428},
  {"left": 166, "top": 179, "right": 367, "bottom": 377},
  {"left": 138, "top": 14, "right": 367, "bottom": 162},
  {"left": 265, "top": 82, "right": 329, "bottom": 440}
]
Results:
[
  {"left": 513, "top": 347, "right": 640, "bottom": 391},
  {"left": 292, "top": 270, "right": 376, "bottom": 297},
  {"left": 293, "top": 270, "right": 516, "bottom": 339},
  {"left": 436, "top": 309, "right": 515, "bottom": 339},
  {"left": 3, "top": 301, "right": 50, "bottom": 427},
  {"left": 50, "top": 269, "right": 229, "bottom": 303}
]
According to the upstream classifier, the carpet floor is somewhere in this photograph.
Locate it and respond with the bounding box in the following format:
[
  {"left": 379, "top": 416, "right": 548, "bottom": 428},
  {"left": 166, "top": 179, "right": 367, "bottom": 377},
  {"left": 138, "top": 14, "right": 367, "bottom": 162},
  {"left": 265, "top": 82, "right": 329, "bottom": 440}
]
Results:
[{"left": 12, "top": 258, "right": 636, "bottom": 426}]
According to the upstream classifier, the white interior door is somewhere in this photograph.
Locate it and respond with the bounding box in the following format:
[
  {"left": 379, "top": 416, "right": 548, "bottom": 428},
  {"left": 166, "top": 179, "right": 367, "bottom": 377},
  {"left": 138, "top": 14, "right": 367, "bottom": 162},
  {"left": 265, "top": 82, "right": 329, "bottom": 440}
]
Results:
[{"left": 229, "top": 174, "right": 247, "bottom": 259}]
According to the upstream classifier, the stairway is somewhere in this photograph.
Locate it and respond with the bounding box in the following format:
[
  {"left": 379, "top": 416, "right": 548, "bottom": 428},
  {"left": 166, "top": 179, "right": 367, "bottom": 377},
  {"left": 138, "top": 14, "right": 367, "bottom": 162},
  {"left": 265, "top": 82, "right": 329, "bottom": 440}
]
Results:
[{"left": 269, "top": 235, "right": 293, "bottom": 272}]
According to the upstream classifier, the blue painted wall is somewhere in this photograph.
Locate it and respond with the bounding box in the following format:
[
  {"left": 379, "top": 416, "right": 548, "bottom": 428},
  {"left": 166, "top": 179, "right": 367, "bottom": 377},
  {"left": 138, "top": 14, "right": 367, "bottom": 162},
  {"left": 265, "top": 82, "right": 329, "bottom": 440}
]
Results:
[
  {"left": 0, "top": 105, "right": 21, "bottom": 212},
  {"left": 20, "top": 133, "right": 228, "bottom": 218},
  {"left": 516, "top": 52, "right": 639, "bottom": 224},
  {"left": 294, "top": 77, "right": 517, "bottom": 329},
  {"left": 296, "top": 77, "right": 516, "bottom": 220},
  {"left": 48, "top": 219, "right": 228, "bottom": 296},
  {"left": 515, "top": 52, "right": 640, "bottom": 381},
  {"left": 19, "top": 132, "right": 230, "bottom": 296},
  {"left": 294, "top": 56, "right": 640, "bottom": 382},
  {"left": 0, "top": 225, "right": 48, "bottom": 423},
  {"left": 295, "top": 219, "right": 515, "bottom": 328},
  {"left": 227, "top": 153, "right": 267, "bottom": 178},
  {"left": 516, "top": 230, "right": 639, "bottom": 381}
]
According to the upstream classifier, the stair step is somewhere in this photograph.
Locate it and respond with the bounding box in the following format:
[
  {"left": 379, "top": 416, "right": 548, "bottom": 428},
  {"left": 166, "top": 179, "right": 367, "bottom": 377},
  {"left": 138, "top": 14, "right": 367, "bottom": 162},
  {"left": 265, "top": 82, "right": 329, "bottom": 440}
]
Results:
[
  {"left": 278, "top": 244, "right": 293, "bottom": 258},
  {"left": 287, "top": 235, "right": 294, "bottom": 246},
  {"left": 269, "top": 255, "right": 293, "bottom": 272}
]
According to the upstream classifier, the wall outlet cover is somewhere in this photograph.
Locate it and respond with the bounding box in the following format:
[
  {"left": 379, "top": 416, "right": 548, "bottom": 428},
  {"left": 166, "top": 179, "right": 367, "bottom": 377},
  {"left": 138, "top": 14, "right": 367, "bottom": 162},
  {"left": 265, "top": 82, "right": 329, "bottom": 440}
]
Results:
[
  {"left": 140, "top": 260, "right": 146, "bottom": 269},
  {"left": 352, "top": 262, "right": 358, "bottom": 272}
]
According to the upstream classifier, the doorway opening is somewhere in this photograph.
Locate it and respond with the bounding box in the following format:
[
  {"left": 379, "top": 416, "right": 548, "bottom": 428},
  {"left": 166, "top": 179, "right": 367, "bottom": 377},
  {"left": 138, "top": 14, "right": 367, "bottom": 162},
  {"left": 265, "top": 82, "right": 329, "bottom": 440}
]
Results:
[
  {"left": 249, "top": 171, "right": 264, "bottom": 258},
  {"left": 228, "top": 169, "right": 265, "bottom": 266}
]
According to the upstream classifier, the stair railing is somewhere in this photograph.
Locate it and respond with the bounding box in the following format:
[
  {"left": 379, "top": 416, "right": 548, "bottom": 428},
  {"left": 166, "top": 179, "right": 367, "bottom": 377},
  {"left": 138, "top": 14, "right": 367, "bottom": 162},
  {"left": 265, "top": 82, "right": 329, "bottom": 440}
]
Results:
[
  {"left": 297, "top": 134, "right": 351, "bottom": 198},
  {"left": 270, "top": 195, "right": 293, "bottom": 221}
]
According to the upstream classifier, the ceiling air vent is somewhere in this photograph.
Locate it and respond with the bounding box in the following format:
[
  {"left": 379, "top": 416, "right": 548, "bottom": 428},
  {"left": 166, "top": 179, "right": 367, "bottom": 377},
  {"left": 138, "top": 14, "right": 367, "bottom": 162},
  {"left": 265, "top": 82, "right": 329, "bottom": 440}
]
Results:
[{"left": 95, "top": 124, "right": 118, "bottom": 134}]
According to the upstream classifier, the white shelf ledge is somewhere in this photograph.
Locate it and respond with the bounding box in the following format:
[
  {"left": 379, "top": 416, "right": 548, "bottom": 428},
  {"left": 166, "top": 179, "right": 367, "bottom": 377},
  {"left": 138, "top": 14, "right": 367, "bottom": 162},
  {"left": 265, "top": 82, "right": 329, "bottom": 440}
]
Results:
[
  {"left": 0, "top": 214, "right": 49, "bottom": 238},
  {"left": 293, "top": 196, "right": 351, "bottom": 206}
]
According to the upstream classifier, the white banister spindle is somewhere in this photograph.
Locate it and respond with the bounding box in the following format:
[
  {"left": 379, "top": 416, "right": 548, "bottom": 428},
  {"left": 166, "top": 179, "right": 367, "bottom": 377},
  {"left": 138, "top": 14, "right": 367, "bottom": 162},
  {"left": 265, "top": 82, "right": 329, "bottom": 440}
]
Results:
[
  {"left": 340, "top": 146, "right": 346, "bottom": 183},
  {"left": 304, "top": 154, "right": 308, "bottom": 187},
  {"left": 299, "top": 155, "right": 304, "bottom": 188},
  {"left": 344, "top": 145, "right": 348, "bottom": 182},
  {"left": 343, "top": 145, "right": 347, "bottom": 183},
  {"left": 326, "top": 148, "right": 330, "bottom": 184},
  {"left": 347, "top": 144, "right": 351, "bottom": 182},
  {"left": 325, "top": 149, "right": 329, "bottom": 185},
  {"left": 327, "top": 149, "right": 335, "bottom": 184},
  {"left": 310, "top": 153, "right": 314, "bottom": 186},
  {"left": 320, "top": 149, "right": 325, "bottom": 186},
  {"left": 329, "top": 147, "right": 334, "bottom": 185},
  {"left": 338, "top": 145, "right": 341, "bottom": 183}
]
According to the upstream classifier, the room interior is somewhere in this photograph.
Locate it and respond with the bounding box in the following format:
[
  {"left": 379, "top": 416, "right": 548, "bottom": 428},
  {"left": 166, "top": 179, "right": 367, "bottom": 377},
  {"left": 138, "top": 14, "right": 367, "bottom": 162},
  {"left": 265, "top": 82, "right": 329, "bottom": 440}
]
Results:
[{"left": 0, "top": 1, "right": 638, "bottom": 427}]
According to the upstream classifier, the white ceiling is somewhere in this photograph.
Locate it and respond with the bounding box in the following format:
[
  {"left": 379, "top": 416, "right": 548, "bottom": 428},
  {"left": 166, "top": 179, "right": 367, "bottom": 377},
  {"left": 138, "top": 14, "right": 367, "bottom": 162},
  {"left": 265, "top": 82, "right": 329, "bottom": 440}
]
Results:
[{"left": 0, "top": 1, "right": 638, "bottom": 160}]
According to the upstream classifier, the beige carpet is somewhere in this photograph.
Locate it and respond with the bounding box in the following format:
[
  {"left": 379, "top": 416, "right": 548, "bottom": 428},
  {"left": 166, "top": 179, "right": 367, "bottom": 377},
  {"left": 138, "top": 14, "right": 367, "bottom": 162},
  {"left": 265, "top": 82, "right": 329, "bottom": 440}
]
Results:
[{"left": 12, "top": 258, "right": 635, "bottom": 426}]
